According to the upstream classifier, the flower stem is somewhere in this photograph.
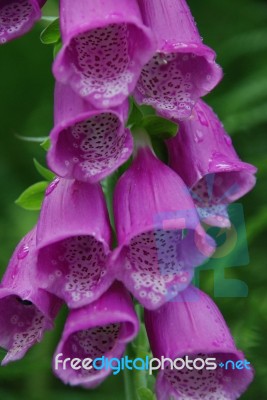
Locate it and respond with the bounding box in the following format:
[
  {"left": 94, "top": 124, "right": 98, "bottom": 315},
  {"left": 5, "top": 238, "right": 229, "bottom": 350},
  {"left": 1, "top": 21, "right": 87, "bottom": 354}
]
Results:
[{"left": 123, "top": 347, "right": 137, "bottom": 400}]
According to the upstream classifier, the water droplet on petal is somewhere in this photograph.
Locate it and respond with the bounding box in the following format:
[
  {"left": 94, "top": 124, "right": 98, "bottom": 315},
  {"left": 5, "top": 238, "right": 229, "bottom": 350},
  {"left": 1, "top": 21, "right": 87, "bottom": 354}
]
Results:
[
  {"left": 17, "top": 244, "right": 29, "bottom": 260},
  {"left": 46, "top": 177, "right": 60, "bottom": 196},
  {"left": 224, "top": 135, "right": 232, "bottom": 147},
  {"left": 158, "top": 54, "right": 168, "bottom": 65},
  {"left": 194, "top": 129, "right": 204, "bottom": 143}
]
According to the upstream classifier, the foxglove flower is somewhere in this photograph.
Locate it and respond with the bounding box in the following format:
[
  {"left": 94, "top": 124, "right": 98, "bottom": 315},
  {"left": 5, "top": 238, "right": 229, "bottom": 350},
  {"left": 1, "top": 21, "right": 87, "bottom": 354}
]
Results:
[
  {"left": 53, "top": 0, "right": 156, "bottom": 109},
  {"left": 166, "top": 100, "right": 257, "bottom": 227},
  {"left": 53, "top": 282, "right": 139, "bottom": 387},
  {"left": 111, "top": 144, "right": 215, "bottom": 310},
  {"left": 0, "top": 0, "right": 45, "bottom": 44},
  {"left": 134, "top": 0, "right": 222, "bottom": 119},
  {"left": 0, "top": 228, "right": 61, "bottom": 365},
  {"left": 36, "top": 178, "right": 114, "bottom": 308},
  {"left": 145, "top": 285, "right": 253, "bottom": 399},
  {"left": 47, "top": 83, "right": 133, "bottom": 183}
]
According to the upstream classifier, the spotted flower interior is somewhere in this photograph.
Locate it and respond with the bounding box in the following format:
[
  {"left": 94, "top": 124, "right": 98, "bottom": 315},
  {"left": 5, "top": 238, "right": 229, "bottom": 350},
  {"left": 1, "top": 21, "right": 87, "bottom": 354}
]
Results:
[
  {"left": 135, "top": 52, "right": 220, "bottom": 119},
  {"left": 59, "top": 23, "right": 151, "bottom": 107},
  {"left": 164, "top": 353, "right": 250, "bottom": 400},
  {"left": 0, "top": 295, "right": 47, "bottom": 365},
  {"left": 37, "top": 235, "right": 110, "bottom": 308},
  {"left": 191, "top": 171, "right": 256, "bottom": 227},
  {"left": 49, "top": 112, "right": 132, "bottom": 182},
  {"left": 0, "top": 0, "right": 39, "bottom": 44},
  {"left": 61, "top": 323, "right": 121, "bottom": 382},
  {"left": 117, "top": 229, "right": 211, "bottom": 309}
]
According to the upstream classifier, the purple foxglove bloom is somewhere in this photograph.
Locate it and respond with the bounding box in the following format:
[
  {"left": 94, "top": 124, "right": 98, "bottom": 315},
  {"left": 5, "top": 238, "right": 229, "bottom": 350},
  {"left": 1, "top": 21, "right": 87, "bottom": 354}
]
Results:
[
  {"left": 0, "top": 228, "right": 61, "bottom": 365},
  {"left": 111, "top": 145, "right": 215, "bottom": 310},
  {"left": 53, "top": 282, "right": 139, "bottom": 387},
  {"left": 0, "top": 0, "right": 45, "bottom": 44},
  {"left": 145, "top": 285, "right": 253, "bottom": 400},
  {"left": 53, "top": 0, "right": 156, "bottom": 109},
  {"left": 36, "top": 178, "right": 114, "bottom": 309},
  {"left": 166, "top": 100, "right": 257, "bottom": 227},
  {"left": 134, "top": 0, "right": 222, "bottom": 119},
  {"left": 47, "top": 83, "right": 133, "bottom": 183}
]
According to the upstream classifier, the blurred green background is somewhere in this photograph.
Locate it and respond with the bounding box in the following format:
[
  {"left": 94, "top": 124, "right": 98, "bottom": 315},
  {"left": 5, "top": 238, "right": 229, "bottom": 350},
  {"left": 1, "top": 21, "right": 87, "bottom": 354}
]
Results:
[{"left": 0, "top": 0, "right": 267, "bottom": 398}]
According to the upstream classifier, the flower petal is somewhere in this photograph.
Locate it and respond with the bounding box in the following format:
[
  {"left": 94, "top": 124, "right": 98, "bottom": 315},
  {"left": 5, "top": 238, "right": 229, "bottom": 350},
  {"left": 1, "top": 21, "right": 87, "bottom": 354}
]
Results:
[
  {"left": 53, "top": 0, "right": 156, "bottom": 108},
  {"left": 0, "top": 228, "right": 61, "bottom": 365},
  {"left": 112, "top": 147, "right": 215, "bottom": 309},
  {"left": 145, "top": 285, "right": 254, "bottom": 399},
  {"left": 0, "top": 0, "right": 43, "bottom": 44},
  {"left": 48, "top": 83, "right": 133, "bottom": 183},
  {"left": 53, "top": 282, "right": 139, "bottom": 387},
  {"left": 134, "top": 0, "right": 222, "bottom": 119},
  {"left": 167, "top": 100, "right": 257, "bottom": 227},
  {"left": 36, "top": 178, "right": 114, "bottom": 308}
]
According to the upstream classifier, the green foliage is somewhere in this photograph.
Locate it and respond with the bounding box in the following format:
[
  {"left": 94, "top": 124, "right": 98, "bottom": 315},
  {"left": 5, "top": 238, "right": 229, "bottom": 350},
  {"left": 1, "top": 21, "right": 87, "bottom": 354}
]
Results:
[
  {"left": 33, "top": 159, "right": 55, "bottom": 181},
  {"left": 40, "top": 137, "right": 51, "bottom": 151},
  {"left": 141, "top": 115, "right": 178, "bottom": 139},
  {"left": 15, "top": 181, "right": 48, "bottom": 211},
  {"left": 128, "top": 99, "right": 178, "bottom": 140},
  {"left": 137, "top": 388, "right": 156, "bottom": 400},
  {"left": 101, "top": 171, "right": 119, "bottom": 232},
  {"left": 40, "top": 18, "right": 60, "bottom": 45}
]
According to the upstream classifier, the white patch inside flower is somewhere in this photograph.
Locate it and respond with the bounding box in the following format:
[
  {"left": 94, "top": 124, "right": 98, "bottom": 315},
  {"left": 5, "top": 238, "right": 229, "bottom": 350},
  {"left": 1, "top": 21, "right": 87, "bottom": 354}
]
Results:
[
  {"left": 135, "top": 52, "right": 214, "bottom": 118},
  {"left": 123, "top": 230, "right": 192, "bottom": 307},
  {"left": 67, "top": 24, "right": 134, "bottom": 101}
]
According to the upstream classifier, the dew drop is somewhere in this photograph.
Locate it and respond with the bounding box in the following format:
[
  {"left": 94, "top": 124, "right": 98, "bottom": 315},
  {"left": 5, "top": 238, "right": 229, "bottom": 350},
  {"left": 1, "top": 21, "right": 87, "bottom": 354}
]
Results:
[
  {"left": 158, "top": 54, "right": 168, "bottom": 65},
  {"left": 194, "top": 129, "right": 204, "bottom": 143},
  {"left": 224, "top": 135, "right": 232, "bottom": 147},
  {"left": 46, "top": 177, "right": 60, "bottom": 196},
  {"left": 17, "top": 244, "right": 29, "bottom": 260}
]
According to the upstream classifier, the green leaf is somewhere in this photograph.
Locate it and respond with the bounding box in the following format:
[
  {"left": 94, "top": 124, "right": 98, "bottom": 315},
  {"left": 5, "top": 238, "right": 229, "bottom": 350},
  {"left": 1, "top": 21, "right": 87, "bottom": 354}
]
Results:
[
  {"left": 139, "top": 105, "right": 155, "bottom": 116},
  {"left": 142, "top": 115, "right": 178, "bottom": 139},
  {"left": 40, "top": 137, "right": 51, "bottom": 151},
  {"left": 33, "top": 159, "right": 55, "bottom": 181},
  {"left": 15, "top": 182, "right": 48, "bottom": 211},
  {"left": 132, "top": 323, "right": 149, "bottom": 354},
  {"left": 0, "top": 347, "right": 7, "bottom": 357},
  {"left": 101, "top": 171, "right": 119, "bottom": 231},
  {"left": 127, "top": 100, "right": 144, "bottom": 127},
  {"left": 41, "top": 16, "right": 58, "bottom": 22},
  {"left": 137, "top": 387, "right": 155, "bottom": 400},
  {"left": 150, "top": 137, "right": 168, "bottom": 164},
  {"left": 15, "top": 134, "right": 48, "bottom": 143},
  {"left": 40, "top": 18, "right": 60, "bottom": 45}
]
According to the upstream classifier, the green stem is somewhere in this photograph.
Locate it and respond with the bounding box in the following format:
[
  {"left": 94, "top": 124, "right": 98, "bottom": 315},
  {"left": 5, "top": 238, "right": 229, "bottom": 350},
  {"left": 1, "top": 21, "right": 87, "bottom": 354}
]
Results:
[{"left": 123, "top": 351, "right": 136, "bottom": 400}]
